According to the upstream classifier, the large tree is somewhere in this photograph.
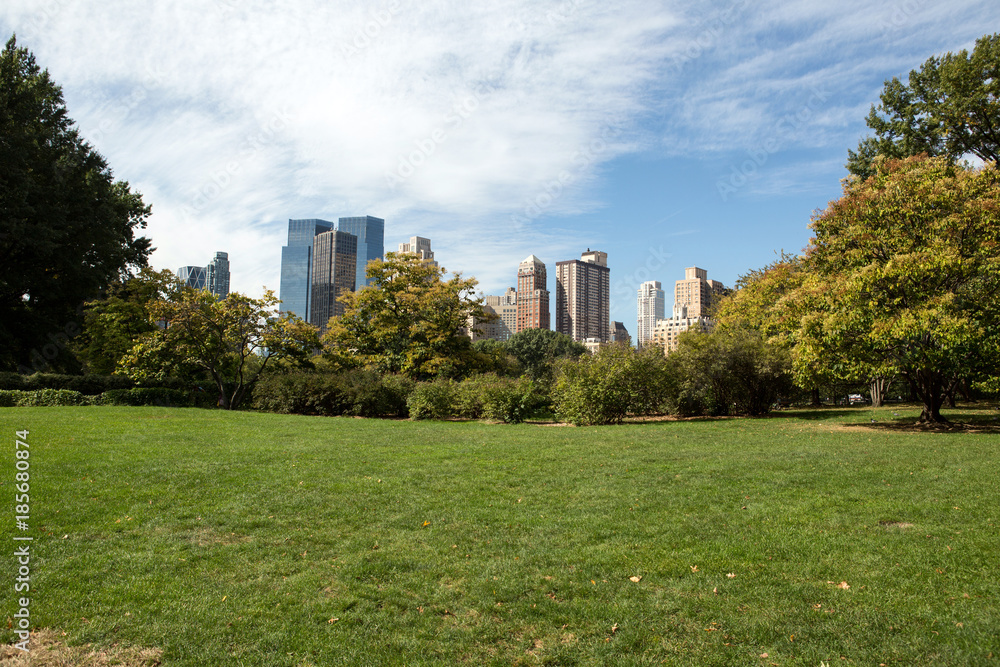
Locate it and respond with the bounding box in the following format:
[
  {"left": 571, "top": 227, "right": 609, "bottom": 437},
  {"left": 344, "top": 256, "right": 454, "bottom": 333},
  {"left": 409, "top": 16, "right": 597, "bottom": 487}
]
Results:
[
  {"left": 505, "top": 327, "right": 586, "bottom": 381},
  {"left": 847, "top": 33, "right": 1000, "bottom": 180},
  {"left": 0, "top": 36, "right": 152, "bottom": 372},
  {"left": 120, "top": 289, "right": 319, "bottom": 409},
  {"left": 75, "top": 268, "right": 181, "bottom": 375},
  {"left": 802, "top": 155, "right": 1000, "bottom": 423},
  {"left": 322, "top": 252, "right": 488, "bottom": 380}
]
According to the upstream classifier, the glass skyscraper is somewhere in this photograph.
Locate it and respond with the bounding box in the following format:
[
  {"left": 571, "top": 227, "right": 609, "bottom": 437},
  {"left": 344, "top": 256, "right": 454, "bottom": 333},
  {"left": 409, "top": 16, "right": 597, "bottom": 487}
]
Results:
[
  {"left": 177, "top": 265, "right": 207, "bottom": 290},
  {"left": 310, "top": 230, "right": 358, "bottom": 329},
  {"left": 337, "top": 216, "right": 385, "bottom": 289},
  {"left": 279, "top": 219, "right": 334, "bottom": 320},
  {"left": 206, "top": 251, "right": 230, "bottom": 298}
]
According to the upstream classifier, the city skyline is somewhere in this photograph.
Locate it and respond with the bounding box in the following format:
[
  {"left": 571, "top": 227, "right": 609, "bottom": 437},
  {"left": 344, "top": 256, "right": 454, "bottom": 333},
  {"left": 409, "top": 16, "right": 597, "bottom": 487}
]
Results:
[{"left": 2, "top": 3, "right": 996, "bottom": 332}]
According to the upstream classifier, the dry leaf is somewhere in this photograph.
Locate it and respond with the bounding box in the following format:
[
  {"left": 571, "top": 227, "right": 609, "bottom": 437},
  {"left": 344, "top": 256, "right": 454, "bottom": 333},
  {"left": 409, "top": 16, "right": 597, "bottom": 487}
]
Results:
[
  {"left": 690, "top": 565, "right": 699, "bottom": 573},
  {"left": 760, "top": 653, "right": 768, "bottom": 658},
  {"left": 713, "top": 587, "right": 718, "bottom": 595},
  {"left": 726, "top": 573, "right": 736, "bottom": 579},
  {"left": 629, "top": 576, "right": 642, "bottom": 583},
  {"left": 422, "top": 521, "right": 431, "bottom": 527},
  {"left": 611, "top": 623, "right": 618, "bottom": 634},
  {"left": 837, "top": 581, "right": 850, "bottom": 589},
  {"left": 328, "top": 618, "right": 339, "bottom": 623}
]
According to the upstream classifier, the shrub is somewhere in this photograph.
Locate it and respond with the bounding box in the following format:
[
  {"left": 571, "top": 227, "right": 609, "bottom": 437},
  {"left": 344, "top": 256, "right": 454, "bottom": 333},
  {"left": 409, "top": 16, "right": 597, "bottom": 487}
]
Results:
[
  {"left": 406, "top": 379, "right": 458, "bottom": 420},
  {"left": 98, "top": 388, "right": 214, "bottom": 408},
  {"left": 1, "top": 389, "right": 91, "bottom": 406},
  {"left": 480, "top": 376, "right": 545, "bottom": 424},
  {"left": 552, "top": 346, "right": 672, "bottom": 426},
  {"left": 251, "top": 370, "right": 415, "bottom": 418}
]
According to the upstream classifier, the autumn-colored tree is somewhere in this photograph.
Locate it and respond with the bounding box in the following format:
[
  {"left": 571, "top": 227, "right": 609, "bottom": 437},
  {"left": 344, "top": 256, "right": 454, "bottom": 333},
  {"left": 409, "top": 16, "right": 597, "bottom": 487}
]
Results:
[
  {"left": 801, "top": 155, "right": 1000, "bottom": 423},
  {"left": 847, "top": 33, "right": 1000, "bottom": 180},
  {"left": 322, "top": 252, "right": 488, "bottom": 380},
  {"left": 120, "top": 289, "right": 319, "bottom": 409}
]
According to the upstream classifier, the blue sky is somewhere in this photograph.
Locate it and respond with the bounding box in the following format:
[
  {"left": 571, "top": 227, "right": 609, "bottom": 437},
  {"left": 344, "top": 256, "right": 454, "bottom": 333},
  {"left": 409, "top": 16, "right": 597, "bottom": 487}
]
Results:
[{"left": 2, "top": 0, "right": 997, "bottom": 333}]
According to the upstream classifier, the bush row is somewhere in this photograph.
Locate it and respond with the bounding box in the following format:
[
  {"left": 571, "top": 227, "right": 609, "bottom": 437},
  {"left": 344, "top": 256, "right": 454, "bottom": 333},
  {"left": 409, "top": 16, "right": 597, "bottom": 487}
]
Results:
[
  {"left": 0, "top": 388, "right": 217, "bottom": 408},
  {"left": 406, "top": 375, "right": 547, "bottom": 423},
  {"left": 0, "top": 372, "right": 195, "bottom": 395},
  {"left": 251, "top": 370, "right": 413, "bottom": 418}
]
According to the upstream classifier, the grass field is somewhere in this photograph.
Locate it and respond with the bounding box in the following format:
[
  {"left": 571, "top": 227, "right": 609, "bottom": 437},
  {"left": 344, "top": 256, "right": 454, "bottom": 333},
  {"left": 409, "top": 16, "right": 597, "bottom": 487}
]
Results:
[{"left": 1, "top": 405, "right": 998, "bottom": 666}]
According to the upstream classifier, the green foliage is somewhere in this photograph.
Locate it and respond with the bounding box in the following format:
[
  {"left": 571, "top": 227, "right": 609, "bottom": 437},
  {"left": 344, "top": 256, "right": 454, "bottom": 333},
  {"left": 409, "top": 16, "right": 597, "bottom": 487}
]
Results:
[
  {"left": 406, "top": 378, "right": 458, "bottom": 420},
  {"left": 121, "top": 289, "right": 320, "bottom": 409},
  {"left": 801, "top": 156, "right": 1000, "bottom": 422},
  {"left": 0, "top": 37, "right": 152, "bottom": 372},
  {"left": 0, "top": 372, "right": 134, "bottom": 394},
  {"left": 505, "top": 327, "right": 586, "bottom": 381},
  {"left": 76, "top": 268, "right": 181, "bottom": 374},
  {"left": 322, "top": 253, "right": 488, "bottom": 380},
  {"left": 668, "top": 328, "right": 793, "bottom": 417},
  {"left": 251, "top": 370, "right": 413, "bottom": 418},
  {"left": 0, "top": 388, "right": 90, "bottom": 406},
  {"left": 98, "top": 388, "right": 214, "bottom": 408},
  {"left": 847, "top": 33, "right": 1000, "bottom": 179},
  {"left": 470, "top": 338, "right": 521, "bottom": 377},
  {"left": 552, "top": 345, "right": 672, "bottom": 425}
]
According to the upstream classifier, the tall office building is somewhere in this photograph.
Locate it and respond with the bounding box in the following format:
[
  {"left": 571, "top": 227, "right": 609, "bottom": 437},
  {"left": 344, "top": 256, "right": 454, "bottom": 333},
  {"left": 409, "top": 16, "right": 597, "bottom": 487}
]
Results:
[
  {"left": 674, "top": 267, "right": 727, "bottom": 319},
  {"left": 555, "top": 249, "right": 610, "bottom": 343},
  {"left": 206, "top": 251, "right": 230, "bottom": 298},
  {"left": 279, "top": 218, "right": 335, "bottom": 321},
  {"left": 470, "top": 287, "right": 518, "bottom": 341},
  {"left": 516, "top": 255, "right": 550, "bottom": 332},
  {"left": 338, "top": 216, "right": 385, "bottom": 289},
  {"left": 398, "top": 236, "right": 437, "bottom": 267},
  {"left": 309, "top": 230, "right": 358, "bottom": 329},
  {"left": 636, "top": 280, "right": 665, "bottom": 348},
  {"left": 177, "top": 265, "right": 207, "bottom": 290}
]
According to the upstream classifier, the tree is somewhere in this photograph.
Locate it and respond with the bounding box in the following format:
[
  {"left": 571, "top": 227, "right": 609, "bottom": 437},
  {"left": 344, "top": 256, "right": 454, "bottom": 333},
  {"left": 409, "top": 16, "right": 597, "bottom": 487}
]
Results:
[
  {"left": 75, "top": 268, "right": 181, "bottom": 374},
  {"left": 802, "top": 155, "right": 1000, "bottom": 423},
  {"left": 120, "top": 289, "right": 319, "bottom": 409},
  {"left": 0, "top": 36, "right": 152, "bottom": 372},
  {"left": 505, "top": 328, "right": 586, "bottom": 381},
  {"left": 847, "top": 33, "right": 1000, "bottom": 180},
  {"left": 322, "top": 252, "right": 488, "bottom": 380}
]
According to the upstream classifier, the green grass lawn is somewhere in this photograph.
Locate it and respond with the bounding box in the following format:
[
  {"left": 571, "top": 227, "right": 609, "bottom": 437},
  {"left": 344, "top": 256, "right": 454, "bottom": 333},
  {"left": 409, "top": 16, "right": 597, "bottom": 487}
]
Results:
[{"left": 1, "top": 405, "right": 998, "bottom": 665}]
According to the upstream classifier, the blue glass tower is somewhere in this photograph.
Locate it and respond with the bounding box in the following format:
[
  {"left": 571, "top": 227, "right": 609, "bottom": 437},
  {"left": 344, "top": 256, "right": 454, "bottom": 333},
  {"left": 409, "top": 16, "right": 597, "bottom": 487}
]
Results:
[
  {"left": 278, "top": 219, "right": 334, "bottom": 320},
  {"left": 337, "top": 216, "right": 385, "bottom": 289}
]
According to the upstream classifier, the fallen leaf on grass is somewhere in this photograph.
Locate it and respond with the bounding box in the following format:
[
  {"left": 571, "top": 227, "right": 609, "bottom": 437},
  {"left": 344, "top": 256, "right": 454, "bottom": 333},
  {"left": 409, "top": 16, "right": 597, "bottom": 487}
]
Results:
[
  {"left": 629, "top": 576, "right": 642, "bottom": 583},
  {"left": 328, "top": 618, "right": 339, "bottom": 623},
  {"left": 727, "top": 573, "right": 736, "bottom": 579},
  {"left": 690, "top": 565, "right": 699, "bottom": 573},
  {"left": 611, "top": 623, "right": 618, "bottom": 634}
]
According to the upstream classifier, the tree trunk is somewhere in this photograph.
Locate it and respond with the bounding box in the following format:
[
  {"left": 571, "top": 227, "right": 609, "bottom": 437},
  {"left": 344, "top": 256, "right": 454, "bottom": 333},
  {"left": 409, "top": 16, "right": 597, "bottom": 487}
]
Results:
[
  {"left": 907, "top": 371, "right": 949, "bottom": 424},
  {"left": 870, "top": 375, "right": 893, "bottom": 408},
  {"left": 810, "top": 388, "right": 821, "bottom": 407}
]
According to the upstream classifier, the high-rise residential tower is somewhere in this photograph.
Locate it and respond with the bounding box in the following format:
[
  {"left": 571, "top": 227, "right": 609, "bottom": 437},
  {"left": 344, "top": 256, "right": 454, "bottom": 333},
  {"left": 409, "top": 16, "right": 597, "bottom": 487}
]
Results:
[
  {"left": 398, "top": 236, "right": 437, "bottom": 267},
  {"left": 555, "top": 249, "right": 610, "bottom": 343},
  {"left": 279, "top": 218, "right": 334, "bottom": 321},
  {"left": 674, "top": 266, "right": 727, "bottom": 319},
  {"left": 338, "top": 216, "right": 385, "bottom": 289},
  {"left": 636, "top": 280, "right": 664, "bottom": 348},
  {"left": 309, "top": 230, "right": 358, "bottom": 329},
  {"left": 471, "top": 287, "right": 518, "bottom": 341},
  {"left": 206, "top": 251, "right": 230, "bottom": 298},
  {"left": 516, "top": 255, "right": 550, "bottom": 332}
]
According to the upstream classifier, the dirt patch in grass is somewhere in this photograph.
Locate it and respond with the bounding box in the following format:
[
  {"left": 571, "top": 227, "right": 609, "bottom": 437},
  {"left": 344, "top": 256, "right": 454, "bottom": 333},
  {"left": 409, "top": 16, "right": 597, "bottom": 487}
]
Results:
[
  {"left": 842, "top": 420, "right": 1000, "bottom": 434},
  {"left": 878, "top": 520, "right": 915, "bottom": 530},
  {"left": 0, "top": 628, "right": 162, "bottom": 666}
]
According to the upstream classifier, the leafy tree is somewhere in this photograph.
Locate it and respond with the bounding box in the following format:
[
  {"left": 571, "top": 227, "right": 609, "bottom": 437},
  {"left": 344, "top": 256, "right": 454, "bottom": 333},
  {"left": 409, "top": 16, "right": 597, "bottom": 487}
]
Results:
[
  {"left": 505, "top": 327, "right": 586, "bottom": 381},
  {"left": 847, "top": 33, "right": 1000, "bottom": 180},
  {"left": 75, "top": 268, "right": 181, "bottom": 374},
  {"left": 0, "top": 36, "right": 152, "bottom": 372},
  {"left": 120, "top": 289, "right": 319, "bottom": 409},
  {"left": 802, "top": 155, "right": 1000, "bottom": 423},
  {"left": 322, "top": 252, "right": 488, "bottom": 380}
]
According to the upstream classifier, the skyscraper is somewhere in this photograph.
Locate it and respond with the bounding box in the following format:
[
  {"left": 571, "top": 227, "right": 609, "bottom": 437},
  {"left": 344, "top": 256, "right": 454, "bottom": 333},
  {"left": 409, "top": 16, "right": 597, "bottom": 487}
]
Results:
[
  {"left": 471, "top": 287, "right": 518, "bottom": 341},
  {"left": 516, "top": 255, "right": 550, "bottom": 332},
  {"left": 674, "top": 267, "right": 727, "bottom": 319},
  {"left": 310, "top": 230, "right": 357, "bottom": 329},
  {"left": 636, "top": 280, "right": 664, "bottom": 348},
  {"left": 177, "top": 265, "right": 206, "bottom": 290},
  {"left": 338, "top": 216, "right": 385, "bottom": 289},
  {"left": 206, "top": 251, "right": 230, "bottom": 298},
  {"left": 398, "top": 236, "right": 437, "bottom": 267},
  {"left": 555, "top": 249, "right": 610, "bottom": 343},
  {"left": 279, "top": 218, "right": 334, "bottom": 321}
]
